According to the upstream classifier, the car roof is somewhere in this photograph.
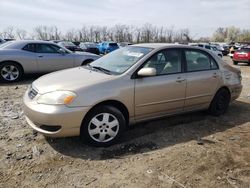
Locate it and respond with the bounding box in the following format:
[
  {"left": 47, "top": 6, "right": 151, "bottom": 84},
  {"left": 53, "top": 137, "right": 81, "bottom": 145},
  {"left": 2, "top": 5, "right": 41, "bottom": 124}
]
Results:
[{"left": 0, "top": 40, "right": 57, "bottom": 50}]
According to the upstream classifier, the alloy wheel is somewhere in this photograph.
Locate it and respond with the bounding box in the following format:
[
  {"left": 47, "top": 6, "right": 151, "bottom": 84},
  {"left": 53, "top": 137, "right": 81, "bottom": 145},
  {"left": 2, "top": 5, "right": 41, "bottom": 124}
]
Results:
[
  {"left": 1, "top": 65, "right": 19, "bottom": 81},
  {"left": 88, "top": 113, "right": 119, "bottom": 143}
]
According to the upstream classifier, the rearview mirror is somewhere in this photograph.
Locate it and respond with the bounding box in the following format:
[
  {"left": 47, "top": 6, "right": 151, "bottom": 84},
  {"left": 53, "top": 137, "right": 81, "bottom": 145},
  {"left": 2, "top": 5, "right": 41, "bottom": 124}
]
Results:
[{"left": 137, "top": 67, "right": 156, "bottom": 77}]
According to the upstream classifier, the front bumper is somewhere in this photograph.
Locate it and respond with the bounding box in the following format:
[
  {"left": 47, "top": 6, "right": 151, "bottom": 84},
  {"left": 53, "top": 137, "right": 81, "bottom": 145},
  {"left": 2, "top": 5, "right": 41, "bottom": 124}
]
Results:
[
  {"left": 23, "top": 90, "right": 91, "bottom": 137},
  {"left": 230, "top": 84, "right": 243, "bottom": 101}
]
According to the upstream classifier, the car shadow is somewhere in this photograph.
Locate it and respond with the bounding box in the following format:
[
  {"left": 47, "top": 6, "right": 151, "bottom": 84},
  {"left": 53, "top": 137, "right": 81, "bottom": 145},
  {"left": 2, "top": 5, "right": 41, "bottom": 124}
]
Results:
[
  {"left": 46, "top": 100, "right": 250, "bottom": 161},
  {"left": 0, "top": 73, "right": 44, "bottom": 86}
]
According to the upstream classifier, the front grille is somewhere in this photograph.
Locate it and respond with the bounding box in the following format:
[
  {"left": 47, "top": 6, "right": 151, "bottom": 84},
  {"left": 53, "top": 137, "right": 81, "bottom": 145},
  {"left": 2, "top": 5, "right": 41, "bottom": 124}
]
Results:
[{"left": 28, "top": 87, "right": 38, "bottom": 99}]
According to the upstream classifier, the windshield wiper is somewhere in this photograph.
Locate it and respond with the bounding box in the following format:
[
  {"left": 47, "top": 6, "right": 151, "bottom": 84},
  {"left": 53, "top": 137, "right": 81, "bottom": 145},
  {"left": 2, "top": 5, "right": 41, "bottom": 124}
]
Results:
[{"left": 91, "top": 66, "right": 111, "bottom": 75}]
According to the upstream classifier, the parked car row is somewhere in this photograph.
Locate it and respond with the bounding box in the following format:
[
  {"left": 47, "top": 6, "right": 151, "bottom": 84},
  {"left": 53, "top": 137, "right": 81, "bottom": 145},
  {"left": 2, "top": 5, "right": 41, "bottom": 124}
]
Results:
[
  {"left": 53, "top": 40, "right": 121, "bottom": 55},
  {"left": 189, "top": 43, "right": 223, "bottom": 58}
]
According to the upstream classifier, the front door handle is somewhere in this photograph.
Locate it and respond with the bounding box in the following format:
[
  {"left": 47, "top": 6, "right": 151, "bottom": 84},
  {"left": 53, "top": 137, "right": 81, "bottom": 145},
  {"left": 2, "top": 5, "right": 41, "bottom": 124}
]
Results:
[
  {"left": 38, "top": 55, "right": 43, "bottom": 58},
  {"left": 176, "top": 77, "right": 186, "bottom": 83}
]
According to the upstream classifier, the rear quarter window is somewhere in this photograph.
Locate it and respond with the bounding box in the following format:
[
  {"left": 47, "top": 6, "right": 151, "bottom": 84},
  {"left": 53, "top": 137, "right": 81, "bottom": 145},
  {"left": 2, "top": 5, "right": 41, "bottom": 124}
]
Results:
[{"left": 22, "top": 44, "right": 36, "bottom": 52}]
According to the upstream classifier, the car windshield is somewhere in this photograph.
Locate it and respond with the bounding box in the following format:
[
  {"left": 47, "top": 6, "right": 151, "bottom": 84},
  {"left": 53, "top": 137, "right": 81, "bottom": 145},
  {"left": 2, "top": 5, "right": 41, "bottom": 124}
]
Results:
[{"left": 90, "top": 46, "right": 153, "bottom": 75}]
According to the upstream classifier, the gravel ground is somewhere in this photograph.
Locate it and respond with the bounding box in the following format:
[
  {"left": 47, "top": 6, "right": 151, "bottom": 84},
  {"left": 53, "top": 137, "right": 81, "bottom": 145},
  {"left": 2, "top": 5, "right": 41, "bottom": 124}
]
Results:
[{"left": 0, "top": 57, "right": 250, "bottom": 188}]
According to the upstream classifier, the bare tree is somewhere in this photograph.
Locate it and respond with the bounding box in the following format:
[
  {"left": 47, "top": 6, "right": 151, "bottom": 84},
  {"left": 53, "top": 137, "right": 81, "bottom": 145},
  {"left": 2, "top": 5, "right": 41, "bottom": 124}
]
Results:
[
  {"left": 16, "top": 29, "right": 27, "bottom": 40},
  {"left": 0, "top": 26, "right": 15, "bottom": 39}
]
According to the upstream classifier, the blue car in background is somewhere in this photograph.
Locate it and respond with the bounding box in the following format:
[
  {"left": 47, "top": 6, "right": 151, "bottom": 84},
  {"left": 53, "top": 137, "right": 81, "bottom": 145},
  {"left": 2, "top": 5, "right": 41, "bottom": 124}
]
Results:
[{"left": 98, "top": 42, "right": 119, "bottom": 54}]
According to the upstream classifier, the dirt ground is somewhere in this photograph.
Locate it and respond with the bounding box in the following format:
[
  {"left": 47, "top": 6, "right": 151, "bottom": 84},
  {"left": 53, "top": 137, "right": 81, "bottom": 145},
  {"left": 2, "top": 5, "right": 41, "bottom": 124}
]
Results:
[{"left": 0, "top": 57, "right": 250, "bottom": 188}]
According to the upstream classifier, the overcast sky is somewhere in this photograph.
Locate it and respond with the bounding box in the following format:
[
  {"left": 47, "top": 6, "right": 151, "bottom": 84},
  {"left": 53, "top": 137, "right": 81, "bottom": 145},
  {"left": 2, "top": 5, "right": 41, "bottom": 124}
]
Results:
[{"left": 0, "top": 0, "right": 249, "bottom": 38}]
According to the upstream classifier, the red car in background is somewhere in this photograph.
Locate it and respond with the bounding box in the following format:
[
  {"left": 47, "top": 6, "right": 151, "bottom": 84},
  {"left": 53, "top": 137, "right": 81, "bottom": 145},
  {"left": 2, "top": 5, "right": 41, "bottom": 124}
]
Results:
[{"left": 233, "top": 48, "right": 250, "bottom": 65}]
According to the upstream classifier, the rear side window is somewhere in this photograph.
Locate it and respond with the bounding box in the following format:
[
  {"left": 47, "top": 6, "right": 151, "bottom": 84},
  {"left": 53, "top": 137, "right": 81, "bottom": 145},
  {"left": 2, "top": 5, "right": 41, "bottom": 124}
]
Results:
[
  {"left": 23, "top": 44, "right": 36, "bottom": 52},
  {"left": 185, "top": 50, "right": 218, "bottom": 72}
]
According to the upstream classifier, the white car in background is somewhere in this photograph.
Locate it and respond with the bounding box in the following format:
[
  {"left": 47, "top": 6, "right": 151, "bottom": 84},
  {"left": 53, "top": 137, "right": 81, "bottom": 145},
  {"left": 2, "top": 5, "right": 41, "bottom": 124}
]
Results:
[{"left": 191, "top": 43, "right": 223, "bottom": 58}]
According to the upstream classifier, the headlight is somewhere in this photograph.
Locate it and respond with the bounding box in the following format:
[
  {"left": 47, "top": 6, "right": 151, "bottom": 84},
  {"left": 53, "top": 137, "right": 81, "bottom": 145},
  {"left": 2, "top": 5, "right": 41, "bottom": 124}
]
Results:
[{"left": 37, "top": 91, "right": 77, "bottom": 105}]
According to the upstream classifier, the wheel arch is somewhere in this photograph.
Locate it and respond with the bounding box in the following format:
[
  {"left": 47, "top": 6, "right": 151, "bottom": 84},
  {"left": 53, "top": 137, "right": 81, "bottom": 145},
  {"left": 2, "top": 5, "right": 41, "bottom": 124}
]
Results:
[
  {"left": 0, "top": 60, "right": 24, "bottom": 73},
  {"left": 214, "top": 86, "right": 231, "bottom": 100},
  {"left": 81, "top": 100, "right": 130, "bottom": 127}
]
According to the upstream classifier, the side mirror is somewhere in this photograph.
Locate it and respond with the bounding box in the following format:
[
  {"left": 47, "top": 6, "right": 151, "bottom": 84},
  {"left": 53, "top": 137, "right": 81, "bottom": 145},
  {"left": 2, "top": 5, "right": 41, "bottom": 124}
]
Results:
[
  {"left": 58, "top": 48, "right": 66, "bottom": 55},
  {"left": 137, "top": 67, "right": 156, "bottom": 77}
]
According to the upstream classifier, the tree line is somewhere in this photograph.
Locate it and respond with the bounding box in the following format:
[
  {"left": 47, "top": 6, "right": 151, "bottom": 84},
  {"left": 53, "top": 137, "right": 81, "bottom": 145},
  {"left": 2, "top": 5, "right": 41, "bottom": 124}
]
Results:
[{"left": 0, "top": 24, "right": 249, "bottom": 43}]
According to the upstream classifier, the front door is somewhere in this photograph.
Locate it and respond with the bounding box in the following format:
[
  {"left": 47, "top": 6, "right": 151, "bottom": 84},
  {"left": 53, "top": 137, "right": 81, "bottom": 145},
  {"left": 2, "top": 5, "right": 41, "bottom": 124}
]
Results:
[
  {"left": 36, "top": 43, "right": 74, "bottom": 72},
  {"left": 134, "top": 49, "right": 186, "bottom": 120}
]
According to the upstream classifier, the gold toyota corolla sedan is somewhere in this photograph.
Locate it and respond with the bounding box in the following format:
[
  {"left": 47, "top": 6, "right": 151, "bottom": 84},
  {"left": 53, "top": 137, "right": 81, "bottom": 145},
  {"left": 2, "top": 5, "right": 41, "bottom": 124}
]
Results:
[{"left": 23, "top": 44, "right": 242, "bottom": 147}]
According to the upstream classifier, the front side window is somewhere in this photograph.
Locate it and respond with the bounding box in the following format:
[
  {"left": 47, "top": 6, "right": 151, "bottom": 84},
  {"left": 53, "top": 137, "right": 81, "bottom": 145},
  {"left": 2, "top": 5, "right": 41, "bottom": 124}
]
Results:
[
  {"left": 185, "top": 50, "right": 218, "bottom": 72},
  {"left": 143, "top": 49, "right": 182, "bottom": 75}
]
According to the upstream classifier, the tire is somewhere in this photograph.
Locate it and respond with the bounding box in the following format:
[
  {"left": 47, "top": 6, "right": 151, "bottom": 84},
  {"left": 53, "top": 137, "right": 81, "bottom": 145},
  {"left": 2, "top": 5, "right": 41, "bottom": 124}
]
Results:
[
  {"left": 81, "top": 59, "right": 94, "bottom": 66},
  {"left": 233, "top": 61, "right": 238, "bottom": 65},
  {"left": 0, "top": 62, "right": 23, "bottom": 82},
  {"left": 209, "top": 88, "right": 231, "bottom": 116},
  {"left": 81, "top": 105, "right": 126, "bottom": 147}
]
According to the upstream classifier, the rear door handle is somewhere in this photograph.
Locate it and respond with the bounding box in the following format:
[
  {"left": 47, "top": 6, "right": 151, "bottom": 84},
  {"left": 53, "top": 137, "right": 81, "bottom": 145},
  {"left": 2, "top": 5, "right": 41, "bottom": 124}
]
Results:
[
  {"left": 38, "top": 55, "right": 43, "bottom": 58},
  {"left": 212, "top": 73, "right": 218, "bottom": 78}
]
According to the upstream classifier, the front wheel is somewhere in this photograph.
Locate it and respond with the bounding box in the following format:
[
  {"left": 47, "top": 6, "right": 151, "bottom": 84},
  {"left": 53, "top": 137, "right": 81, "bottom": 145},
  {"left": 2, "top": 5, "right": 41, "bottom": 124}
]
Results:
[
  {"left": 81, "top": 105, "right": 126, "bottom": 147},
  {"left": 0, "top": 62, "right": 23, "bottom": 82},
  {"left": 209, "top": 88, "right": 231, "bottom": 116}
]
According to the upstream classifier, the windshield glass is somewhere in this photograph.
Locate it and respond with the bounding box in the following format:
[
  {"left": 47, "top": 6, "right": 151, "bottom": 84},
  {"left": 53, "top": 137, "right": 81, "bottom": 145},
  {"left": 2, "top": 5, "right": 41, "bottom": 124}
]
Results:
[{"left": 90, "top": 46, "right": 153, "bottom": 75}]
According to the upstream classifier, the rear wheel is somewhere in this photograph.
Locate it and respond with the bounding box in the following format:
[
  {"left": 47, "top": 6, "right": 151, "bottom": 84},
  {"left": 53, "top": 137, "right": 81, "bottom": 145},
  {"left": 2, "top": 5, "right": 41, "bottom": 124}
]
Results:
[
  {"left": 209, "top": 88, "right": 231, "bottom": 116},
  {"left": 0, "top": 62, "right": 23, "bottom": 82},
  {"left": 233, "top": 61, "right": 238, "bottom": 65},
  {"left": 81, "top": 105, "right": 126, "bottom": 147}
]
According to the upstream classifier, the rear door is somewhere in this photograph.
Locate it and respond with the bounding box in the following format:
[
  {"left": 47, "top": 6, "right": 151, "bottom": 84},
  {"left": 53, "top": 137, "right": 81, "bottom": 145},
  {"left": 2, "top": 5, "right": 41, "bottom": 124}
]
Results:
[
  {"left": 134, "top": 49, "right": 186, "bottom": 120},
  {"left": 184, "top": 49, "right": 221, "bottom": 111},
  {"left": 35, "top": 43, "right": 74, "bottom": 72}
]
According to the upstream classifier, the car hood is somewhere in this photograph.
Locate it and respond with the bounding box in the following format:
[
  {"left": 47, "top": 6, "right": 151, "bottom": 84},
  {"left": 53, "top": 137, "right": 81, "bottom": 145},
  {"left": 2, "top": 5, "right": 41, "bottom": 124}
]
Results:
[{"left": 32, "top": 67, "right": 113, "bottom": 94}]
